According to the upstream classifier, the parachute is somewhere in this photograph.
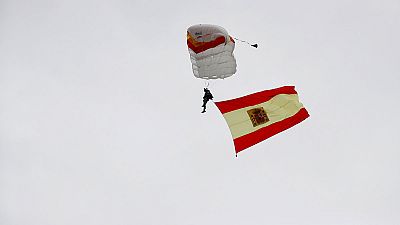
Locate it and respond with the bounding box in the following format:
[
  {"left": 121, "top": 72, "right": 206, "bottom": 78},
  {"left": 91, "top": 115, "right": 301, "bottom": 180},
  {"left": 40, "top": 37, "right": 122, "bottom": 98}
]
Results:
[
  {"left": 187, "top": 24, "right": 237, "bottom": 79},
  {"left": 187, "top": 24, "right": 258, "bottom": 113}
]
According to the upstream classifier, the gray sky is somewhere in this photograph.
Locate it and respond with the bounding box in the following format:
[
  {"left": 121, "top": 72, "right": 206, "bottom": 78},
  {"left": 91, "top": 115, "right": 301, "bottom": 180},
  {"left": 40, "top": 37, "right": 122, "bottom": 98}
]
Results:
[{"left": 1, "top": 0, "right": 400, "bottom": 224}]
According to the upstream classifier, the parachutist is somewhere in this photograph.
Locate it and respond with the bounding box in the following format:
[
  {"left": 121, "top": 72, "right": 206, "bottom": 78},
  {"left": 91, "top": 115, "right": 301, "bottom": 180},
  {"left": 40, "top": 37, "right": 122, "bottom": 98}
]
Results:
[{"left": 201, "top": 88, "right": 213, "bottom": 113}]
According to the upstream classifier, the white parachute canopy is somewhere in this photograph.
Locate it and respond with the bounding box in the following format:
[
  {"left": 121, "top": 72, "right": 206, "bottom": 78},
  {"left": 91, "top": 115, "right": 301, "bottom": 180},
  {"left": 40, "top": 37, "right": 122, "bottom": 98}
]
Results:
[{"left": 187, "top": 24, "right": 237, "bottom": 80}]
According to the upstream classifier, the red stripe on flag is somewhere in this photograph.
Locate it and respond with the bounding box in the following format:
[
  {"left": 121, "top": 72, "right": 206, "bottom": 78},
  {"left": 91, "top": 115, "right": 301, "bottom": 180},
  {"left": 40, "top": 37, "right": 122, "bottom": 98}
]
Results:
[
  {"left": 233, "top": 108, "right": 309, "bottom": 153},
  {"left": 215, "top": 86, "right": 298, "bottom": 114}
]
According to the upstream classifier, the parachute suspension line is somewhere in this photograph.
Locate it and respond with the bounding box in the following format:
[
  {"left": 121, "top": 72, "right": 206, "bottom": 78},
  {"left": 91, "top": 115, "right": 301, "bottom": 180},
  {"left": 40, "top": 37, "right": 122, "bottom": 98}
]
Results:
[
  {"left": 233, "top": 37, "right": 258, "bottom": 48},
  {"left": 204, "top": 80, "right": 210, "bottom": 87}
]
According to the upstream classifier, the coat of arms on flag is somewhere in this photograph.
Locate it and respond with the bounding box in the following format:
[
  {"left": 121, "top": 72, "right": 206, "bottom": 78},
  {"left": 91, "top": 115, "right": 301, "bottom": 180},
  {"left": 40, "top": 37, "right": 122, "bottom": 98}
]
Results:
[{"left": 247, "top": 107, "right": 269, "bottom": 127}]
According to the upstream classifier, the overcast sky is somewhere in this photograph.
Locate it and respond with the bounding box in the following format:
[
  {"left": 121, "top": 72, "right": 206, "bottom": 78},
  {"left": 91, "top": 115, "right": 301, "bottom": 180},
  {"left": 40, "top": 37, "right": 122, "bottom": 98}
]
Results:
[{"left": 1, "top": 0, "right": 400, "bottom": 224}]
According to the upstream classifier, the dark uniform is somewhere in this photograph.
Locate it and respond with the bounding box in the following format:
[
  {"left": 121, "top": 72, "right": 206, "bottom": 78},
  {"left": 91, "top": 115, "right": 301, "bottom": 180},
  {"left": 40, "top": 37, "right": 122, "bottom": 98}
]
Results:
[{"left": 201, "top": 88, "right": 214, "bottom": 113}]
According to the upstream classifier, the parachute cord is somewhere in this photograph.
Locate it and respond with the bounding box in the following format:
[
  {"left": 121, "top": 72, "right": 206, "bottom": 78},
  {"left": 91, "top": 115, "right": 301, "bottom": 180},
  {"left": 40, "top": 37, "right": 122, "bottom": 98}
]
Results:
[
  {"left": 204, "top": 80, "right": 210, "bottom": 87},
  {"left": 233, "top": 37, "right": 258, "bottom": 48}
]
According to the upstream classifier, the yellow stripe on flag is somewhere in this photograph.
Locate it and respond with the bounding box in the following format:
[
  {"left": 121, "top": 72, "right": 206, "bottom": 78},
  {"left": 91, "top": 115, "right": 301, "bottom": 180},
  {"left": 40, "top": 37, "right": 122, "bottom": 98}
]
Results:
[{"left": 222, "top": 94, "right": 304, "bottom": 139}]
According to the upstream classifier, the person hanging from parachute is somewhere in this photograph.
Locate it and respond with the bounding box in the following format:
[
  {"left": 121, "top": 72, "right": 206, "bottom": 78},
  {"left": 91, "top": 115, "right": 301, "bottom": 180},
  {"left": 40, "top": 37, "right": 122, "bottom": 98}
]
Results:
[
  {"left": 186, "top": 24, "right": 257, "bottom": 113},
  {"left": 201, "top": 88, "right": 214, "bottom": 113}
]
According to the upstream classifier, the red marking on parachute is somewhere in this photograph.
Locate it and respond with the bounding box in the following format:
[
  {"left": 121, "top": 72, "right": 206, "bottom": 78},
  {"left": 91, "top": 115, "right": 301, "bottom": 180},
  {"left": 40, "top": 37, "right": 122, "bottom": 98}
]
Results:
[{"left": 187, "top": 36, "right": 226, "bottom": 54}]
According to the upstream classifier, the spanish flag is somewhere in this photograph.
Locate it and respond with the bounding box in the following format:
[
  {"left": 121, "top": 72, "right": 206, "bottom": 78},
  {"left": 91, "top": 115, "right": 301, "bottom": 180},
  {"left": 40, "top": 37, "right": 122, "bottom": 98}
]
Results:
[{"left": 214, "top": 86, "right": 309, "bottom": 154}]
